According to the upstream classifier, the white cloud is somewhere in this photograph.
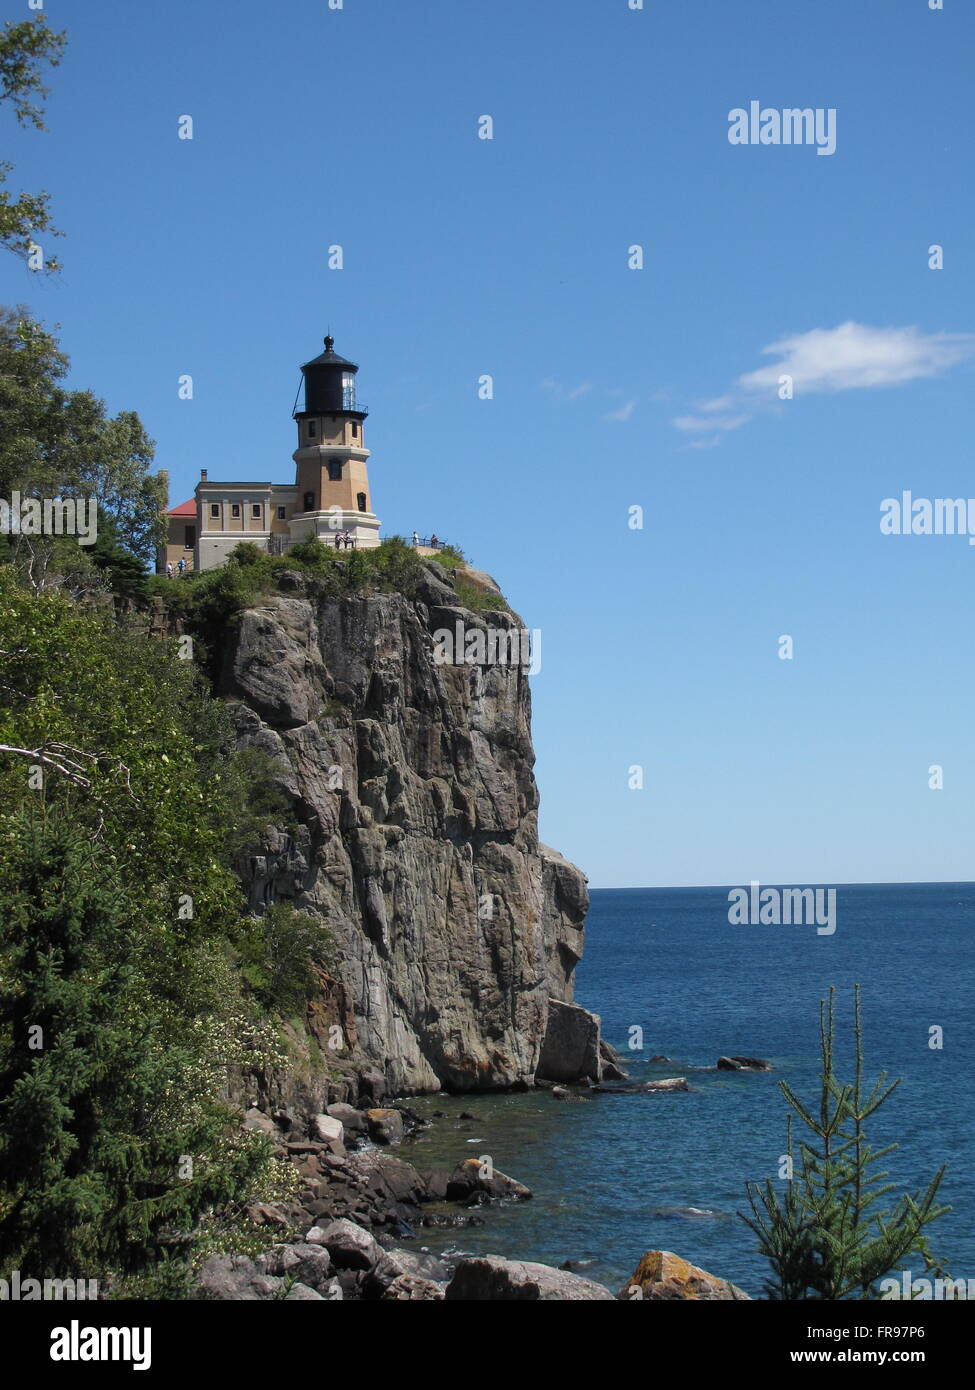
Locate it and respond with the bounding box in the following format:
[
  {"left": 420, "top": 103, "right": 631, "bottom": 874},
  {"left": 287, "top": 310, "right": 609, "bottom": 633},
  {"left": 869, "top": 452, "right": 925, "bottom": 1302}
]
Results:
[
  {"left": 670, "top": 321, "right": 974, "bottom": 446},
  {"left": 541, "top": 378, "right": 592, "bottom": 401},
  {"left": 673, "top": 412, "right": 750, "bottom": 434},
  {"left": 738, "top": 321, "right": 975, "bottom": 397},
  {"left": 605, "top": 399, "right": 636, "bottom": 422}
]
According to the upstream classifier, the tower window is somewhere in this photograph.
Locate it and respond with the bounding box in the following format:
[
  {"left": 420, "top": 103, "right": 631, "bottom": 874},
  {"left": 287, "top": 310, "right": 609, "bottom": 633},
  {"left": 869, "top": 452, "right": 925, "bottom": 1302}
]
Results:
[
  {"left": 209, "top": 503, "right": 220, "bottom": 519},
  {"left": 327, "top": 459, "right": 343, "bottom": 482},
  {"left": 303, "top": 492, "right": 315, "bottom": 512},
  {"left": 308, "top": 420, "right": 317, "bottom": 438},
  {"left": 277, "top": 505, "right": 286, "bottom": 520},
  {"left": 351, "top": 422, "right": 359, "bottom": 439},
  {"left": 252, "top": 503, "right": 262, "bottom": 519},
  {"left": 231, "top": 503, "right": 241, "bottom": 519},
  {"left": 342, "top": 373, "right": 356, "bottom": 410},
  {"left": 357, "top": 492, "right": 367, "bottom": 513},
  {"left": 184, "top": 525, "right": 196, "bottom": 549}
]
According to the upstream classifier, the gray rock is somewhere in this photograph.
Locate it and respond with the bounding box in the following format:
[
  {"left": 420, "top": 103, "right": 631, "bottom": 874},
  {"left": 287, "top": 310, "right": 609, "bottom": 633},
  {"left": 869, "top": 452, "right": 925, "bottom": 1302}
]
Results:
[
  {"left": 381, "top": 1274, "right": 445, "bottom": 1300},
  {"left": 222, "top": 587, "right": 590, "bottom": 1096},
  {"left": 366, "top": 1247, "right": 450, "bottom": 1295},
  {"left": 446, "top": 1256, "right": 615, "bottom": 1301},
  {"left": 326, "top": 1102, "right": 368, "bottom": 1133},
  {"left": 537, "top": 999, "right": 602, "bottom": 1083},
  {"left": 317, "top": 1218, "right": 382, "bottom": 1271},
  {"left": 284, "top": 1281, "right": 325, "bottom": 1301},
  {"left": 365, "top": 1107, "right": 405, "bottom": 1145},
  {"left": 599, "top": 1039, "right": 629, "bottom": 1081},
  {"left": 446, "top": 1159, "right": 532, "bottom": 1202},
  {"left": 717, "top": 1055, "right": 773, "bottom": 1072},
  {"left": 196, "top": 1255, "right": 264, "bottom": 1301},
  {"left": 592, "top": 1077, "right": 689, "bottom": 1094},
  {"left": 287, "top": 1242, "right": 335, "bottom": 1291},
  {"left": 622, "top": 1249, "right": 751, "bottom": 1300},
  {"left": 310, "top": 1113, "right": 346, "bottom": 1151},
  {"left": 242, "top": 1108, "right": 277, "bottom": 1136}
]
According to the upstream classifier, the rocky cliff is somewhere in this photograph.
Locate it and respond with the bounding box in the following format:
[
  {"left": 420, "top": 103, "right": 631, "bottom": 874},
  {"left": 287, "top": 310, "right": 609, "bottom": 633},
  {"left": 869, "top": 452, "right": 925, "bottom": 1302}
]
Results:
[{"left": 219, "top": 560, "right": 603, "bottom": 1097}]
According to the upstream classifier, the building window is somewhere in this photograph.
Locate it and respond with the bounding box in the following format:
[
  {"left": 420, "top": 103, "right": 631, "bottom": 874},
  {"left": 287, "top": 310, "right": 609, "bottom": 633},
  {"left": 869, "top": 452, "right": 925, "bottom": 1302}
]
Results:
[
  {"left": 252, "top": 503, "right": 262, "bottom": 519},
  {"left": 351, "top": 421, "right": 359, "bottom": 439},
  {"left": 342, "top": 373, "right": 356, "bottom": 410},
  {"left": 277, "top": 505, "right": 286, "bottom": 520},
  {"left": 327, "top": 459, "right": 342, "bottom": 482},
  {"left": 210, "top": 503, "right": 220, "bottom": 519},
  {"left": 231, "top": 503, "right": 241, "bottom": 519},
  {"left": 303, "top": 491, "right": 315, "bottom": 512},
  {"left": 184, "top": 525, "right": 196, "bottom": 549},
  {"left": 308, "top": 420, "right": 317, "bottom": 438},
  {"left": 357, "top": 492, "right": 367, "bottom": 513}
]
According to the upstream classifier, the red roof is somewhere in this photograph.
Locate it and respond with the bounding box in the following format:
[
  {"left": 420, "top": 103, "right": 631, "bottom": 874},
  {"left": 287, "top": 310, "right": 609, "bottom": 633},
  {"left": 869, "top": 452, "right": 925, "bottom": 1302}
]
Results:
[{"left": 168, "top": 499, "right": 197, "bottom": 517}]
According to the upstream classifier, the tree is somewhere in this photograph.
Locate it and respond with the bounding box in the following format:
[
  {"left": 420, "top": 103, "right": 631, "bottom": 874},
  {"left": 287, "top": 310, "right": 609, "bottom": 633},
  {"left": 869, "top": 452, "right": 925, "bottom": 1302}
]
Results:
[
  {"left": 0, "top": 308, "right": 166, "bottom": 563},
  {"left": 0, "top": 572, "right": 287, "bottom": 1280},
  {"left": 741, "top": 986, "right": 949, "bottom": 1299},
  {"left": 0, "top": 808, "right": 272, "bottom": 1275},
  {"left": 0, "top": 18, "right": 66, "bottom": 270}
]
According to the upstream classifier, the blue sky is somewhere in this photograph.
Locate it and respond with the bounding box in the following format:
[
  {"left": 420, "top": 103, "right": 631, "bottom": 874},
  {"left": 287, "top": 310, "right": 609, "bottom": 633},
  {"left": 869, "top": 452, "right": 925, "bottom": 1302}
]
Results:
[{"left": 2, "top": 0, "right": 973, "bottom": 888}]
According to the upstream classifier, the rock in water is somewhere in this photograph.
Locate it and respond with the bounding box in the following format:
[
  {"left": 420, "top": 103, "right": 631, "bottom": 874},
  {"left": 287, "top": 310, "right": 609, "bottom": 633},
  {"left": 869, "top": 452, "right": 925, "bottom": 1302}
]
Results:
[
  {"left": 717, "top": 1055, "right": 773, "bottom": 1071},
  {"left": 592, "top": 1077, "right": 689, "bottom": 1094},
  {"left": 653, "top": 1206, "right": 728, "bottom": 1222},
  {"left": 446, "top": 1158, "right": 532, "bottom": 1202},
  {"left": 621, "top": 1250, "right": 750, "bottom": 1300},
  {"left": 446, "top": 1256, "right": 615, "bottom": 1301},
  {"left": 365, "top": 1107, "right": 405, "bottom": 1145},
  {"left": 537, "top": 999, "right": 602, "bottom": 1082}
]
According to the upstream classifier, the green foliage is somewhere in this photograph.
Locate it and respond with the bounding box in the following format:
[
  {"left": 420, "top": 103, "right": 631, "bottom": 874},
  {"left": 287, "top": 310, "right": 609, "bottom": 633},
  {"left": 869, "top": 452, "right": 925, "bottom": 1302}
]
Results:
[
  {"left": 221, "top": 745, "right": 296, "bottom": 864},
  {"left": 153, "top": 535, "right": 447, "bottom": 642},
  {"left": 454, "top": 580, "right": 511, "bottom": 613},
  {"left": 741, "top": 987, "right": 950, "bottom": 1300},
  {"left": 235, "top": 904, "right": 335, "bottom": 1015},
  {"left": 0, "top": 570, "right": 289, "bottom": 1281},
  {"left": 0, "top": 809, "right": 272, "bottom": 1276},
  {"left": 429, "top": 543, "right": 466, "bottom": 569},
  {"left": 285, "top": 537, "right": 341, "bottom": 573},
  {"left": 0, "top": 19, "right": 66, "bottom": 270},
  {"left": 0, "top": 309, "right": 165, "bottom": 563}
]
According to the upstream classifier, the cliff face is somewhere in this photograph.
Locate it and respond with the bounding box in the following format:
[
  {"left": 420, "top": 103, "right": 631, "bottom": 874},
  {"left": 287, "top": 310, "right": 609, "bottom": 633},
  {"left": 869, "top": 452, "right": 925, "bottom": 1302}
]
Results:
[{"left": 220, "top": 562, "right": 595, "bottom": 1096}]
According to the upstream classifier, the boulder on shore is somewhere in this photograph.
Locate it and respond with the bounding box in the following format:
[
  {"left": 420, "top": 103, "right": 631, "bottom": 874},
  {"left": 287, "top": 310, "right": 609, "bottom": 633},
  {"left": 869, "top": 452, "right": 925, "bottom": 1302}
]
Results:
[
  {"left": 621, "top": 1250, "right": 750, "bottom": 1301},
  {"left": 365, "top": 1107, "right": 405, "bottom": 1144},
  {"left": 446, "top": 1255, "right": 615, "bottom": 1301},
  {"left": 310, "top": 1113, "right": 346, "bottom": 1152},
  {"left": 316, "top": 1218, "right": 382, "bottom": 1272}
]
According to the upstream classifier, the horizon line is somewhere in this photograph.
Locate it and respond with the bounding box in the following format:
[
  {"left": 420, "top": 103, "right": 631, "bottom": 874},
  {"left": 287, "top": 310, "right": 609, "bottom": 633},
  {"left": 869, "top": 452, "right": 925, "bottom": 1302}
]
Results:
[{"left": 588, "top": 878, "right": 975, "bottom": 892}]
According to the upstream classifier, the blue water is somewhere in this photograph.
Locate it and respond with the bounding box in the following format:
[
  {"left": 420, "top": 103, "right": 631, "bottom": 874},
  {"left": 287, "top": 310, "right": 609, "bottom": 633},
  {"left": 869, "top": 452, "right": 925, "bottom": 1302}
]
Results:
[{"left": 401, "top": 883, "right": 975, "bottom": 1296}]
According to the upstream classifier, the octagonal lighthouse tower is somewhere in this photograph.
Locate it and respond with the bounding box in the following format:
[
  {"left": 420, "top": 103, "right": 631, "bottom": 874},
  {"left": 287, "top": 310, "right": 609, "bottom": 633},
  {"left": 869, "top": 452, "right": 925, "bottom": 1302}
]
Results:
[{"left": 290, "top": 336, "right": 381, "bottom": 549}]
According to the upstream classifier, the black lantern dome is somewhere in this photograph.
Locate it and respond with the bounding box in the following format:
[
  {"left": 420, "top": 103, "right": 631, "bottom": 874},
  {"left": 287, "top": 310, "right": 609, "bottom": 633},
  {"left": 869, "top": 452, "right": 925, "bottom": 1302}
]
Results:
[{"left": 295, "top": 335, "right": 367, "bottom": 419}]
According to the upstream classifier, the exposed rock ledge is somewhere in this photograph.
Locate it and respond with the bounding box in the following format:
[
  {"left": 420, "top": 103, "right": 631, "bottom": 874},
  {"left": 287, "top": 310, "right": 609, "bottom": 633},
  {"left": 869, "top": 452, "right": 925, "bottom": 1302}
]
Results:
[{"left": 221, "top": 570, "right": 609, "bottom": 1096}]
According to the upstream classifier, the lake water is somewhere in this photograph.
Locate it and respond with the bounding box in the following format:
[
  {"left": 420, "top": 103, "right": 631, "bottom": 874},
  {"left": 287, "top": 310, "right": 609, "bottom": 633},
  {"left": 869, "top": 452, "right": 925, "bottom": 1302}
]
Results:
[{"left": 399, "top": 883, "right": 975, "bottom": 1296}]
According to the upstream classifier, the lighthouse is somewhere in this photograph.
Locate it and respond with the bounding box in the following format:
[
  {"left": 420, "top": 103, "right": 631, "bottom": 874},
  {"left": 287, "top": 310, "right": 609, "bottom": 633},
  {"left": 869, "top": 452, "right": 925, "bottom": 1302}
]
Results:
[
  {"left": 290, "top": 335, "right": 381, "bottom": 549},
  {"left": 159, "top": 334, "right": 382, "bottom": 573}
]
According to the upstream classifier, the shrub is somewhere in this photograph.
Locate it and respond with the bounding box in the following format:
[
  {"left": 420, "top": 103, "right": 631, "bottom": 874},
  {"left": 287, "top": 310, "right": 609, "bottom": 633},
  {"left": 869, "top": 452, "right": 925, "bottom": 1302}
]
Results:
[
  {"left": 235, "top": 904, "right": 335, "bottom": 1014},
  {"left": 741, "top": 986, "right": 950, "bottom": 1300}
]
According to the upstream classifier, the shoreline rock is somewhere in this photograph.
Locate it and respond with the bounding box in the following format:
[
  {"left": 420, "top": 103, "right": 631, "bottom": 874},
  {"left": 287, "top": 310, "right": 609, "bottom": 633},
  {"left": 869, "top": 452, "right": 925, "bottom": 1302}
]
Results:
[
  {"left": 717, "top": 1055, "right": 773, "bottom": 1072},
  {"left": 621, "top": 1250, "right": 751, "bottom": 1301}
]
